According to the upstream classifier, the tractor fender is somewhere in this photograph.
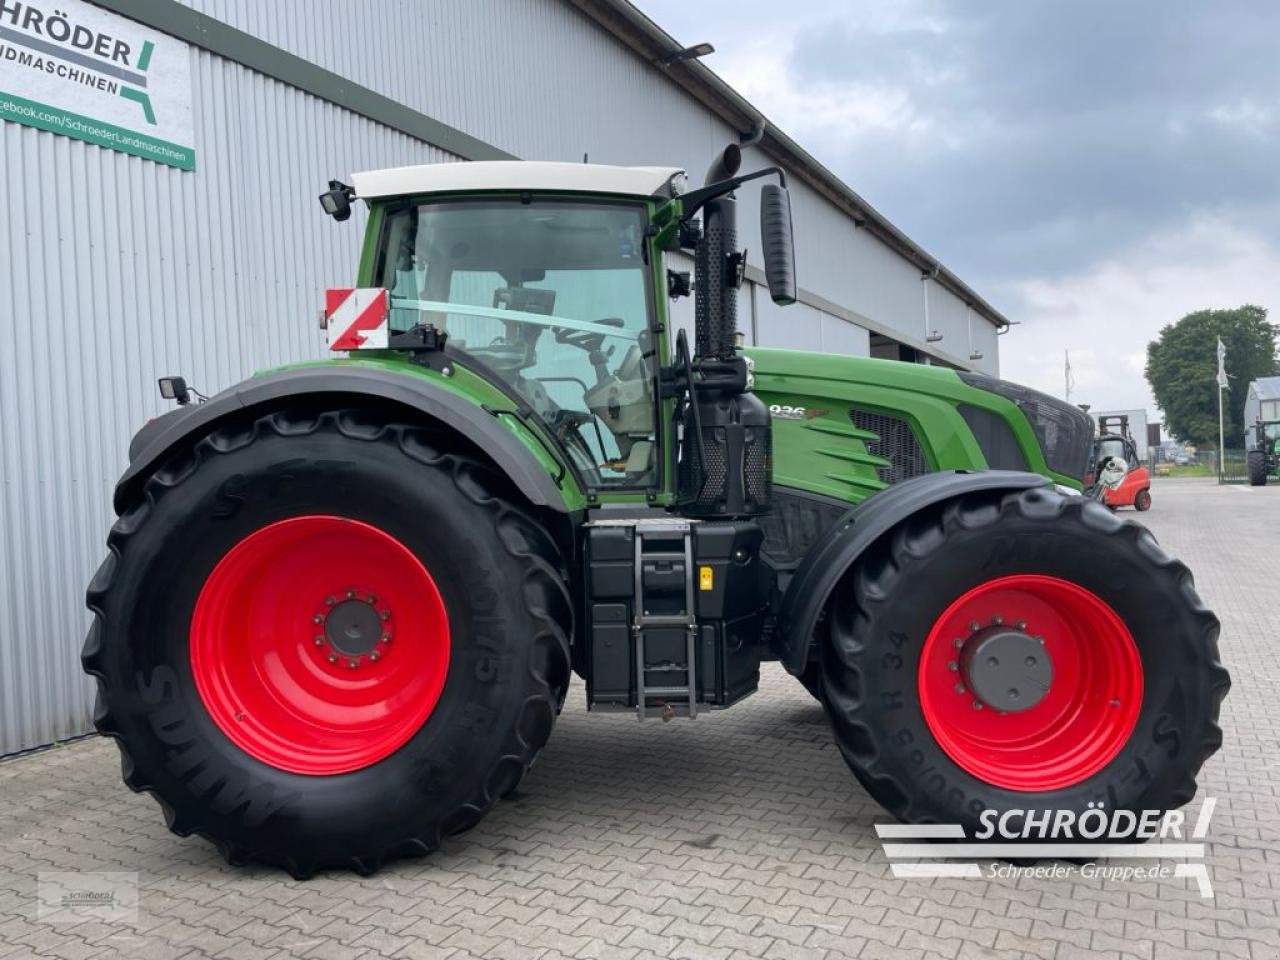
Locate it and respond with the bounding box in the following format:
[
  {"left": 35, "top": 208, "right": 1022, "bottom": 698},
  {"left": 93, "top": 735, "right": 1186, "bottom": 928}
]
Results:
[
  {"left": 776, "top": 470, "right": 1052, "bottom": 675},
  {"left": 114, "top": 366, "right": 570, "bottom": 514}
]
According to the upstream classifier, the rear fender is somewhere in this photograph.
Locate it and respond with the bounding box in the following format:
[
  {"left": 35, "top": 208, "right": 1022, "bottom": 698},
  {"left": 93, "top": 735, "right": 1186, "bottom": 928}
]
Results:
[
  {"left": 114, "top": 366, "right": 572, "bottom": 514},
  {"left": 775, "top": 470, "right": 1052, "bottom": 674}
]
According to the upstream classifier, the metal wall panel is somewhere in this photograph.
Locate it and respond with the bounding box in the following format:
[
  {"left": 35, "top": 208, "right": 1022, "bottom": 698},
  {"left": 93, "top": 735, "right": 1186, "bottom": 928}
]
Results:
[{"left": 0, "top": 46, "right": 454, "bottom": 755}]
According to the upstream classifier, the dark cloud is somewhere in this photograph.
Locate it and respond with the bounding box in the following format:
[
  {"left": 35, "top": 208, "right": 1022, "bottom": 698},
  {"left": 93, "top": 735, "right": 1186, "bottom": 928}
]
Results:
[
  {"left": 638, "top": 0, "right": 1280, "bottom": 408},
  {"left": 781, "top": 1, "right": 1280, "bottom": 281}
]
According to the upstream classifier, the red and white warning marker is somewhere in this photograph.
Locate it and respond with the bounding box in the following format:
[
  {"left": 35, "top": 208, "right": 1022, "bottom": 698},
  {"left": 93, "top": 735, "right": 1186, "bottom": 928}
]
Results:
[{"left": 325, "top": 288, "right": 389, "bottom": 351}]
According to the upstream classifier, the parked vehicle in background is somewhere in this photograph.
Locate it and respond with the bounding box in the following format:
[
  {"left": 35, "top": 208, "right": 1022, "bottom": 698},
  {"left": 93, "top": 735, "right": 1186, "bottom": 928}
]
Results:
[
  {"left": 1086, "top": 415, "right": 1152, "bottom": 510},
  {"left": 1244, "top": 376, "right": 1280, "bottom": 486}
]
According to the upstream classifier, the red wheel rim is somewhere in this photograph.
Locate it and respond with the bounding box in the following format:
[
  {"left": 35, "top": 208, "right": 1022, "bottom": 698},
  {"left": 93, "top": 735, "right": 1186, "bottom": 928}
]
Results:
[
  {"left": 190, "top": 516, "right": 450, "bottom": 775},
  {"left": 917, "top": 575, "right": 1142, "bottom": 791}
]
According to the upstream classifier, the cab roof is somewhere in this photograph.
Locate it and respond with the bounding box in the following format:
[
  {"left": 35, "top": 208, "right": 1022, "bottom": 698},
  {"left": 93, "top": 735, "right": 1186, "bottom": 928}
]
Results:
[{"left": 351, "top": 161, "right": 687, "bottom": 201}]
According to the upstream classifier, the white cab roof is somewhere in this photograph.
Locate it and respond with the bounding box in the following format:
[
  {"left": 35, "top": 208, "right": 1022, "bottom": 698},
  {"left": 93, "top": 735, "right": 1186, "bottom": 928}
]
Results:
[{"left": 352, "top": 161, "right": 687, "bottom": 201}]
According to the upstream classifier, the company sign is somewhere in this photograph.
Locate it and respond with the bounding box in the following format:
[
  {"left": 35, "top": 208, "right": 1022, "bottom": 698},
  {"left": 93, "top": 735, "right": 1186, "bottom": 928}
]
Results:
[{"left": 0, "top": 0, "right": 194, "bottom": 169}]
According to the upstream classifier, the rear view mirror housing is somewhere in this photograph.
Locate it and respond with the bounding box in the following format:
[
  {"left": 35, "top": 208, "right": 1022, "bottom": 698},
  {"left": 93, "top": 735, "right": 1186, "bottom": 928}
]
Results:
[{"left": 759, "top": 183, "right": 796, "bottom": 306}]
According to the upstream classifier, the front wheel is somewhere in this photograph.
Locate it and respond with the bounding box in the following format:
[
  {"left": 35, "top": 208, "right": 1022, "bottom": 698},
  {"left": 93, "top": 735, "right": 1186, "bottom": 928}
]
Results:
[
  {"left": 1134, "top": 488, "right": 1152, "bottom": 511},
  {"left": 83, "top": 410, "right": 571, "bottom": 877},
  {"left": 822, "top": 487, "right": 1228, "bottom": 837},
  {"left": 1248, "top": 450, "right": 1267, "bottom": 486}
]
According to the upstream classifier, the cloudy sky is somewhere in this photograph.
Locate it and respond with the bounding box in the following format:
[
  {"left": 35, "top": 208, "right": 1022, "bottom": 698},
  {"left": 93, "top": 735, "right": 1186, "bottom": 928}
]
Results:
[{"left": 636, "top": 0, "right": 1280, "bottom": 414}]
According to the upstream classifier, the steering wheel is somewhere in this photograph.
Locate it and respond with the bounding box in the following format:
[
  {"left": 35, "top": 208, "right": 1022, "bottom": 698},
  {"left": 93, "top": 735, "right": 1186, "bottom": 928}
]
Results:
[{"left": 553, "top": 317, "right": 625, "bottom": 386}]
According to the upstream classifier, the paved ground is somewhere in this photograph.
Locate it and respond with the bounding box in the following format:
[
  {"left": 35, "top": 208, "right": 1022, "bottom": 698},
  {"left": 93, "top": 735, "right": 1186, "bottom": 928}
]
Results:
[{"left": 1, "top": 477, "right": 1277, "bottom": 960}]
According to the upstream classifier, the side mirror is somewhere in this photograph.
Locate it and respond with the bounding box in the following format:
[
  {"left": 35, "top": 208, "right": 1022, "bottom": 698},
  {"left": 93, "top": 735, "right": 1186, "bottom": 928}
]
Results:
[{"left": 760, "top": 183, "right": 796, "bottom": 305}]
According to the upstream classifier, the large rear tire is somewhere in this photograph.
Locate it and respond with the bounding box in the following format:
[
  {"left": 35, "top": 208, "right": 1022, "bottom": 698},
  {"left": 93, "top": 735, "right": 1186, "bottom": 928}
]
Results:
[
  {"left": 1248, "top": 450, "right": 1267, "bottom": 486},
  {"left": 821, "top": 486, "right": 1229, "bottom": 837},
  {"left": 83, "top": 410, "right": 571, "bottom": 877}
]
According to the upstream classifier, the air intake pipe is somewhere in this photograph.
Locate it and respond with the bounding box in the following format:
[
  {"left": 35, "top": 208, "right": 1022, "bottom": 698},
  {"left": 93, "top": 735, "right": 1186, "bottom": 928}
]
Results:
[{"left": 679, "top": 144, "right": 772, "bottom": 518}]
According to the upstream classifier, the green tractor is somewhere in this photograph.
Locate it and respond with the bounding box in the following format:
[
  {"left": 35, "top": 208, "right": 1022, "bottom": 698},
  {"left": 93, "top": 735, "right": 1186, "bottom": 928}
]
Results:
[
  {"left": 1245, "top": 376, "right": 1280, "bottom": 486},
  {"left": 84, "top": 147, "right": 1229, "bottom": 877}
]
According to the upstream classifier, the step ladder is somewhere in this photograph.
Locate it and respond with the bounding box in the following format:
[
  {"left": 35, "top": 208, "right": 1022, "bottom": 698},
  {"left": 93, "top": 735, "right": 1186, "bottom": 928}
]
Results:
[{"left": 631, "top": 520, "right": 698, "bottom": 720}]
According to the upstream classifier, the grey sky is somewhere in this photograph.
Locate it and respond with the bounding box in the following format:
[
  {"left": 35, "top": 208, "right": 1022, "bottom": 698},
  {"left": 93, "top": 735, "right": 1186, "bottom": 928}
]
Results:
[{"left": 636, "top": 0, "right": 1280, "bottom": 416}]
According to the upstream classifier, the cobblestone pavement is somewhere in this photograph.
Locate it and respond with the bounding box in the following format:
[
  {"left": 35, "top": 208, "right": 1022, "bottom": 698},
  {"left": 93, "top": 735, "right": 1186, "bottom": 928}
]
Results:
[{"left": 1, "top": 477, "right": 1276, "bottom": 959}]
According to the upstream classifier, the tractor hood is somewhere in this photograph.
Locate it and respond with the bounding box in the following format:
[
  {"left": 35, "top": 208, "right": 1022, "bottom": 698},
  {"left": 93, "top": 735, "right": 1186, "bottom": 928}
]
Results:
[{"left": 745, "top": 347, "right": 1092, "bottom": 500}]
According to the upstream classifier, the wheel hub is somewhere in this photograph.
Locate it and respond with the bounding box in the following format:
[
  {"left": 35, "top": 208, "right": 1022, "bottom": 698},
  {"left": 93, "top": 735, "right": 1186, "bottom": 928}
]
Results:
[
  {"left": 959, "top": 623, "right": 1053, "bottom": 713},
  {"left": 323, "top": 596, "right": 385, "bottom": 657}
]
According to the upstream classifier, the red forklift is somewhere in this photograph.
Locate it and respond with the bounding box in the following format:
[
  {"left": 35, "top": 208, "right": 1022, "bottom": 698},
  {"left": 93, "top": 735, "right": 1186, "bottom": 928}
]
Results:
[{"left": 1085, "top": 414, "right": 1152, "bottom": 511}]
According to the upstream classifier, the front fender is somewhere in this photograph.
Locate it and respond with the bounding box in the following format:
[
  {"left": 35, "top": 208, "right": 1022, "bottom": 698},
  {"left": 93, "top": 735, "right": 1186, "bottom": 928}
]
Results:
[
  {"left": 775, "top": 470, "right": 1052, "bottom": 674},
  {"left": 114, "top": 366, "right": 572, "bottom": 514}
]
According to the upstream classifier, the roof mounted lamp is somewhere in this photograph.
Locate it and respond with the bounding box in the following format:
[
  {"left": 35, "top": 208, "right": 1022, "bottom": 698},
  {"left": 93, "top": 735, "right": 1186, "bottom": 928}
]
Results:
[
  {"left": 319, "top": 180, "right": 355, "bottom": 221},
  {"left": 656, "top": 42, "right": 714, "bottom": 66}
]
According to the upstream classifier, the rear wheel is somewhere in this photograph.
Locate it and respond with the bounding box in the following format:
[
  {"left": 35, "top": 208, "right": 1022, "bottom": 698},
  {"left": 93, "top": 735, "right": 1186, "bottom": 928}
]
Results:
[
  {"left": 1134, "top": 488, "right": 1152, "bottom": 511},
  {"left": 83, "top": 410, "right": 571, "bottom": 877},
  {"left": 1248, "top": 450, "right": 1267, "bottom": 486},
  {"left": 821, "top": 487, "right": 1228, "bottom": 837}
]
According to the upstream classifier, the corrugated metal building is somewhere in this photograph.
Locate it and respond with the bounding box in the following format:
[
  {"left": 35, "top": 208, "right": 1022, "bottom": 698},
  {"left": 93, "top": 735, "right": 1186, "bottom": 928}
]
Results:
[{"left": 0, "top": 0, "right": 1009, "bottom": 755}]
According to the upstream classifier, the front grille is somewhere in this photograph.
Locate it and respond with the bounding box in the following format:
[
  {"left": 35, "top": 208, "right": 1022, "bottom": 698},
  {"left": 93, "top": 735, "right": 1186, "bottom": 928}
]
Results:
[
  {"left": 850, "top": 408, "right": 927, "bottom": 485},
  {"left": 958, "top": 404, "right": 1030, "bottom": 471},
  {"left": 958, "top": 372, "right": 1094, "bottom": 479}
]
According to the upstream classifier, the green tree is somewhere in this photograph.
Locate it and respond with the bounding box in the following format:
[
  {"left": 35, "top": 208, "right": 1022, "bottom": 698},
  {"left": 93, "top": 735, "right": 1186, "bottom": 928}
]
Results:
[{"left": 1146, "top": 306, "right": 1278, "bottom": 447}]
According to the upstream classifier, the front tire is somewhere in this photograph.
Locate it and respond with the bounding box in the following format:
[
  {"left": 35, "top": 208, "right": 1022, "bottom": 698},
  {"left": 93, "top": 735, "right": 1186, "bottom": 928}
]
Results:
[
  {"left": 83, "top": 410, "right": 571, "bottom": 877},
  {"left": 1248, "top": 450, "right": 1267, "bottom": 486},
  {"left": 821, "top": 487, "right": 1228, "bottom": 837},
  {"left": 1134, "top": 488, "right": 1152, "bottom": 511}
]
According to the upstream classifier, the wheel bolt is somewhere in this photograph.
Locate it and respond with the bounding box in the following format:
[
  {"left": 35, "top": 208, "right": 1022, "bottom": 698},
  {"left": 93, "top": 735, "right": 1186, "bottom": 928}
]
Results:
[
  {"left": 973, "top": 700, "right": 983, "bottom": 710},
  {"left": 327, "top": 654, "right": 337, "bottom": 664},
  {"left": 347, "top": 589, "right": 356, "bottom": 599},
  {"left": 348, "top": 659, "right": 359, "bottom": 669},
  {"left": 954, "top": 683, "right": 965, "bottom": 694},
  {"left": 370, "top": 652, "right": 380, "bottom": 662},
  {"left": 992, "top": 615, "right": 1003, "bottom": 625},
  {"left": 1008, "top": 688, "right": 1020, "bottom": 700},
  {"left": 314, "top": 636, "right": 324, "bottom": 646},
  {"left": 380, "top": 611, "right": 390, "bottom": 621},
  {"left": 1015, "top": 620, "right": 1027, "bottom": 630},
  {"left": 367, "top": 595, "right": 377, "bottom": 605},
  {"left": 986, "top": 656, "right": 999, "bottom": 668},
  {"left": 1025, "top": 656, "right": 1037, "bottom": 667},
  {"left": 953, "top": 637, "right": 964, "bottom": 649},
  {"left": 325, "top": 596, "right": 336, "bottom": 606},
  {"left": 313, "top": 614, "right": 323, "bottom": 624},
  {"left": 381, "top": 633, "right": 391, "bottom": 644},
  {"left": 969, "top": 621, "right": 980, "bottom": 633},
  {"left": 947, "top": 661, "right": 958, "bottom": 672}
]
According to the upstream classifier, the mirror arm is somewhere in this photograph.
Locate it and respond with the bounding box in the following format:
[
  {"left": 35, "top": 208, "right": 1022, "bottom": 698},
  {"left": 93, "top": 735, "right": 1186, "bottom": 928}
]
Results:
[{"left": 678, "top": 166, "right": 787, "bottom": 223}]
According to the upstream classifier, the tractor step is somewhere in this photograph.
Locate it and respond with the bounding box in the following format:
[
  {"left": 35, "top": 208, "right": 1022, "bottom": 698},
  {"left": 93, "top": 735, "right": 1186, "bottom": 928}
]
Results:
[
  {"left": 631, "top": 520, "right": 698, "bottom": 720},
  {"left": 582, "top": 516, "right": 766, "bottom": 718}
]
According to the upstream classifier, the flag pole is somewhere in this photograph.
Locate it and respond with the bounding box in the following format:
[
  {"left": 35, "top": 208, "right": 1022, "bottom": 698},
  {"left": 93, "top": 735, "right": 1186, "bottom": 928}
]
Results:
[
  {"left": 1218, "top": 381, "right": 1225, "bottom": 483},
  {"left": 1216, "top": 337, "right": 1227, "bottom": 482}
]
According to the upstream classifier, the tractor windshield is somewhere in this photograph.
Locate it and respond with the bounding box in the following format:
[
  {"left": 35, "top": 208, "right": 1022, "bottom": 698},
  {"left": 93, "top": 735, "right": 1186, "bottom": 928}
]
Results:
[{"left": 375, "top": 199, "right": 657, "bottom": 488}]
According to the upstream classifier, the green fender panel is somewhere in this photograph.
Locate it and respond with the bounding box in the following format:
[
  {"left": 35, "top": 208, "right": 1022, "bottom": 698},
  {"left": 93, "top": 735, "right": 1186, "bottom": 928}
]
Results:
[
  {"left": 114, "top": 366, "right": 572, "bottom": 514},
  {"left": 775, "top": 469, "right": 1053, "bottom": 675}
]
